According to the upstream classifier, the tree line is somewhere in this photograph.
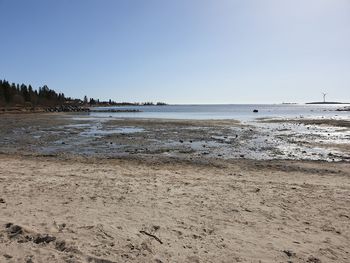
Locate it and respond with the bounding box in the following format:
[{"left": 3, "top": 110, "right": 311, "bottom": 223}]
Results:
[
  {"left": 0, "top": 78, "right": 167, "bottom": 108},
  {"left": 0, "top": 79, "right": 70, "bottom": 107}
]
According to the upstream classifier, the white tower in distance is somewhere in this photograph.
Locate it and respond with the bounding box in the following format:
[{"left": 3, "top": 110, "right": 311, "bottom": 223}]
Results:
[{"left": 322, "top": 92, "right": 327, "bottom": 103}]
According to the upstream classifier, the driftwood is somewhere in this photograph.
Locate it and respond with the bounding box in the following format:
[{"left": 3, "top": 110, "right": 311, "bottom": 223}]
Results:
[{"left": 139, "top": 230, "right": 163, "bottom": 244}]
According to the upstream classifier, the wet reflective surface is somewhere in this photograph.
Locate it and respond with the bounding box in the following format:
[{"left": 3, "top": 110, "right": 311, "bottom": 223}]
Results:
[{"left": 1, "top": 113, "right": 349, "bottom": 162}]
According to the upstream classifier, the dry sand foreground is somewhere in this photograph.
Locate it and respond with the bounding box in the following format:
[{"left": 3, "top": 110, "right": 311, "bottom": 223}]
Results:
[{"left": 0, "top": 154, "right": 349, "bottom": 263}]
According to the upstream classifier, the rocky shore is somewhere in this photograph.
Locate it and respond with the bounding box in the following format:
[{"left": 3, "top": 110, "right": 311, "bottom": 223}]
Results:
[
  {"left": 336, "top": 106, "right": 350, "bottom": 111},
  {"left": 0, "top": 105, "right": 142, "bottom": 114},
  {"left": 45, "top": 105, "right": 90, "bottom": 112},
  {"left": 0, "top": 105, "right": 89, "bottom": 114}
]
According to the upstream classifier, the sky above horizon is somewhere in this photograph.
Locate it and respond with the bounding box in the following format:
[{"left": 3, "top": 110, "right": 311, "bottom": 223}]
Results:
[{"left": 1, "top": 0, "right": 349, "bottom": 104}]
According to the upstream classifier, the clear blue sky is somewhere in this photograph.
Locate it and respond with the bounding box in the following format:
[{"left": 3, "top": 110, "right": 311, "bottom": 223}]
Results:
[{"left": 1, "top": 0, "right": 349, "bottom": 104}]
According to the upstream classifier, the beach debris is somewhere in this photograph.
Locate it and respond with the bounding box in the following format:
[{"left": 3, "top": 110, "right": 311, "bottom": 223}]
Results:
[
  {"left": 283, "top": 250, "right": 296, "bottom": 257},
  {"left": 55, "top": 240, "right": 67, "bottom": 251},
  {"left": 87, "top": 256, "right": 117, "bottom": 263},
  {"left": 339, "top": 214, "right": 350, "bottom": 219},
  {"left": 4, "top": 223, "right": 59, "bottom": 247},
  {"left": 139, "top": 230, "right": 163, "bottom": 244},
  {"left": 0, "top": 198, "right": 5, "bottom": 203},
  {"left": 141, "top": 241, "right": 153, "bottom": 253},
  {"left": 192, "top": 234, "right": 202, "bottom": 239},
  {"left": 54, "top": 221, "right": 66, "bottom": 232},
  {"left": 152, "top": 225, "right": 160, "bottom": 231},
  {"left": 3, "top": 254, "right": 12, "bottom": 259},
  {"left": 25, "top": 256, "right": 34, "bottom": 263},
  {"left": 307, "top": 256, "right": 321, "bottom": 263}
]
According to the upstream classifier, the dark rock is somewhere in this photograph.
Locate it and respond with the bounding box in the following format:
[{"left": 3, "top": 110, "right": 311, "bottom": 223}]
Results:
[
  {"left": 6, "top": 224, "right": 23, "bottom": 238},
  {"left": 336, "top": 106, "right": 350, "bottom": 112},
  {"left": 253, "top": 109, "right": 259, "bottom": 113},
  {"left": 0, "top": 198, "right": 5, "bottom": 203},
  {"left": 33, "top": 234, "right": 56, "bottom": 244},
  {"left": 5, "top": 223, "right": 13, "bottom": 228},
  {"left": 3, "top": 254, "right": 12, "bottom": 259}
]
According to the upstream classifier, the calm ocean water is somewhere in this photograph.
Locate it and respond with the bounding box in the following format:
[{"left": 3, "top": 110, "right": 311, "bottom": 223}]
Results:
[{"left": 90, "top": 104, "right": 350, "bottom": 121}]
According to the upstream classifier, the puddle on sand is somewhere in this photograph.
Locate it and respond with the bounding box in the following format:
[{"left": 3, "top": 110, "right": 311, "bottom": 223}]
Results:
[{"left": 80, "top": 126, "right": 145, "bottom": 137}]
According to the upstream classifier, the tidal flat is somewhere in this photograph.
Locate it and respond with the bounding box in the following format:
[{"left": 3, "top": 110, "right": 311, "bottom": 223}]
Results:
[{"left": 0, "top": 113, "right": 349, "bottom": 162}]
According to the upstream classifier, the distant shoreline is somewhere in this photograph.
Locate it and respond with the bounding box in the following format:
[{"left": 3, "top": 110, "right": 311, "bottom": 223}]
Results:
[{"left": 306, "top": 102, "right": 349, "bottom": 105}]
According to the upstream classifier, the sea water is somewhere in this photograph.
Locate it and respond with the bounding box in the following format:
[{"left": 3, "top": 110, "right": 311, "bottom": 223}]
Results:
[{"left": 88, "top": 104, "right": 350, "bottom": 121}]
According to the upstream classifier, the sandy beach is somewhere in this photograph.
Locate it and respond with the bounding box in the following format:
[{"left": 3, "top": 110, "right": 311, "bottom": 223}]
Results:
[
  {"left": 0, "top": 154, "right": 349, "bottom": 262},
  {"left": 0, "top": 113, "right": 349, "bottom": 262}
]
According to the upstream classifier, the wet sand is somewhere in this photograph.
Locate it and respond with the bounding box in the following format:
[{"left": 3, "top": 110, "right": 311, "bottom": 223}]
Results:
[
  {"left": 0, "top": 113, "right": 350, "bottom": 262},
  {"left": 0, "top": 113, "right": 349, "bottom": 161},
  {"left": 260, "top": 118, "right": 350, "bottom": 128}
]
